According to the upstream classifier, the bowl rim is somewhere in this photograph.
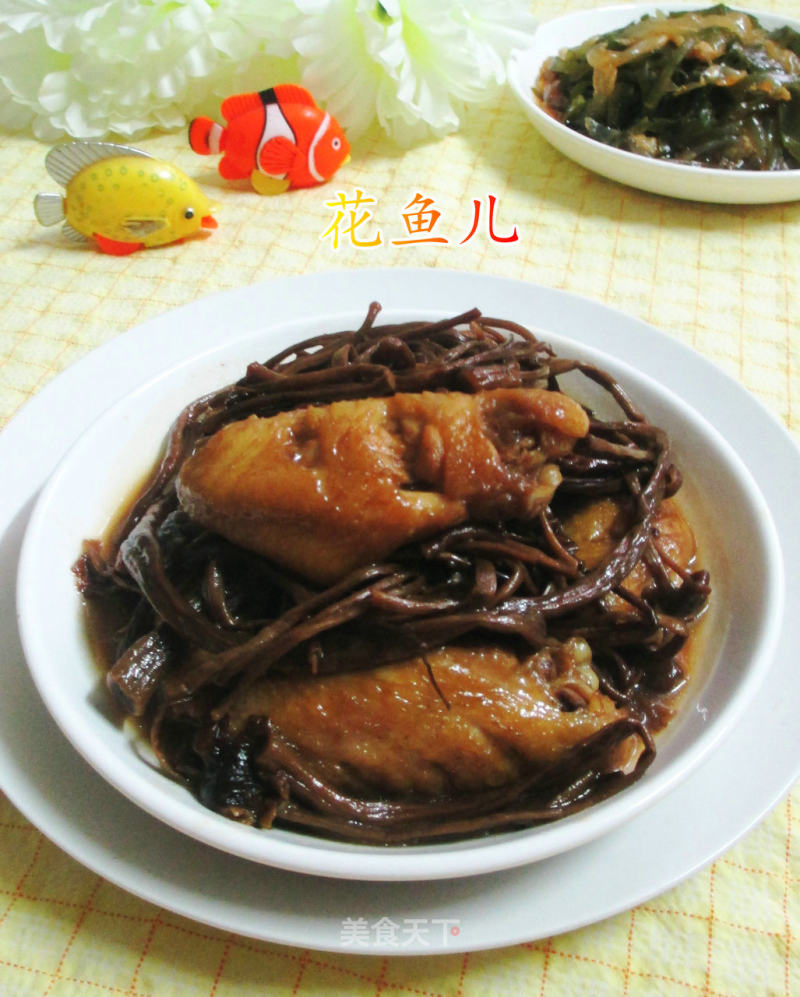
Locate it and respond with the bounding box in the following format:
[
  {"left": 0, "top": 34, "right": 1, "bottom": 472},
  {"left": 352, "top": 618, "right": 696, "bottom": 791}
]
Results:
[
  {"left": 16, "top": 302, "right": 785, "bottom": 882},
  {"left": 507, "top": 2, "right": 800, "bottom": 203}
]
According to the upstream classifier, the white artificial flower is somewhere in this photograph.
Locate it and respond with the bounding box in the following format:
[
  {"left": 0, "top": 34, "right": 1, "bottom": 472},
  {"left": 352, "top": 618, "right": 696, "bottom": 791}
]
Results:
[
  {"left": 293, "top": 0, "right": 538, "bottom": 145},
  {"left": 0, "top": 0, "right": 301, "bottom": 140},
  {"left": 0, "top": 0, "right": 538, "bottom": 144},
  {"left": 292, "top": 0, "right": 384, "bottom": 139}
]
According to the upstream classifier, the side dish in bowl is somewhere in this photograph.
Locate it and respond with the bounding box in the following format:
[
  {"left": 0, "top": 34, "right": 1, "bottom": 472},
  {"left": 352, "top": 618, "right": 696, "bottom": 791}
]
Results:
[
  {"left": 536, "top": 4, "right": 800, "bottom": 171},
  {"left": 17, "top": 303, "right": 782, "bottom": 880},
  {"left": 507, "top": 3, "right": 800, "bottom": 201}
]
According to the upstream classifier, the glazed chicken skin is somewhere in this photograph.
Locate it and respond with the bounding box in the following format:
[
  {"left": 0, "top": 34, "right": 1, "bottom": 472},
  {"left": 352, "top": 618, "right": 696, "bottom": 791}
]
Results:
[
  {"left": 561, "top": 494, "right": 697, "bottom": 611},
  {"left": 177, "top": 387, "right": 590, "bottom": 585},
  {"left": 219, "top": 498, "right": 694, "bottom": 802},
  {"left": 225, "top": 640, "right": 633, "bottom": 800}
]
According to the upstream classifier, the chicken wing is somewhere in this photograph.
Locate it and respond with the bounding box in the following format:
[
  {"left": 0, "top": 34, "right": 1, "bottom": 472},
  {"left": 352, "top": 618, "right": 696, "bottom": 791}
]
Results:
[
  {"left": 224, "top": 640, "right": 629, "bottom": 800},
  {"left": 177, "top": 388, "right": 590, "bottom": 585}
]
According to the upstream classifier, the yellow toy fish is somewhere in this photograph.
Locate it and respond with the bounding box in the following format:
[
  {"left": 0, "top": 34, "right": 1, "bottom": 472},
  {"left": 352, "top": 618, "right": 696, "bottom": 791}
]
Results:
[{"left": 34, "top": 141, "right": 218, "bottom": 255}]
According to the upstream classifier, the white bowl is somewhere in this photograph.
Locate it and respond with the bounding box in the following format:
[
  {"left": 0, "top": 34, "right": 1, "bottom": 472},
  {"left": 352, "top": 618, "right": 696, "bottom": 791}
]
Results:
[
  {"left": 507, "top": 3, "right": 800, "bottom": 204},
  {"left": 16, "top": 304, "right": 783, "bottom": 881}
]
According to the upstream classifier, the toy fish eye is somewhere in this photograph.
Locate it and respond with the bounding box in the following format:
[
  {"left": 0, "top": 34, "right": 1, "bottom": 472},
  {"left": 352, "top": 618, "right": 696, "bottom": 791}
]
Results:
[
  {"left": 184, "top": 207, "right": 195, "bottom": 219},
  {"left": 332, "top": 137, "right": 342, "bottom": 151}
]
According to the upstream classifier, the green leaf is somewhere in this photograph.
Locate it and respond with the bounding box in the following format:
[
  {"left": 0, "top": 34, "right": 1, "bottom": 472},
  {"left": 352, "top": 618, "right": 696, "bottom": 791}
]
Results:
[{"left": 778, "top": 94, "right": 800, "bottom": 166}]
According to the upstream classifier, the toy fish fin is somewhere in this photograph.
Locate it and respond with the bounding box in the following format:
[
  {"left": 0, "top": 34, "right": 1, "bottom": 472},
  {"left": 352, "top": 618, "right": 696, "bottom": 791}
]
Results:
[
  {"left": 220, "top": 92, "right": 263, "bottom": 121},
  {"left": 122, "top": 217, "right": 167, "bottom": 237},
  {"left": 270, "top": 84, "right": 317, "bottom": 108},
  {"left": 259, "top": 136, "right": 296, "bottom": 177},
  {"left": 250, "top": 171, "right": 291, "bottom": 195},
  {"left": 45, "top": 141, "right": 151, "bottom": 187},
  {"left": 94, "top": 233, "right": 146, "bottom": 256},
  {"left": 33, "top": 193, "right": 65, "bottom": 226},
  {"left": 62, "top": 222, "right": 89, "bottom": 244}
]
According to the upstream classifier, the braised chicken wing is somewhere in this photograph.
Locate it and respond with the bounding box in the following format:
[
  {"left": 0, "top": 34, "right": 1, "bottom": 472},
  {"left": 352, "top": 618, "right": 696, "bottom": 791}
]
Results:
[
  {"left": 177, "top": 388, "right": 590, "bottom": 585},
  {"left": 224, "top": 640, "right": 633, "bottom": 800},
  {"left": 562, "top": 494, "right": 698, "bottom": 612}
]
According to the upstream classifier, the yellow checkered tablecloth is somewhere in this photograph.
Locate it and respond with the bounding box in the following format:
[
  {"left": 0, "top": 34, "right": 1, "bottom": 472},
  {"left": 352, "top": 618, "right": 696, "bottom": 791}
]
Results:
[{"left": 1, "top": 1, "right": 798, "bottom": 993}]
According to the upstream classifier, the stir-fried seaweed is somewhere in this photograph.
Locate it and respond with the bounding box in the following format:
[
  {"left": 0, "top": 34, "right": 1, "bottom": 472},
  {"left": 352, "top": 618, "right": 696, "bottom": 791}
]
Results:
[
  {"left": 74, "top": 305, "right": 710, "bottom": 844},
  {"left": 536, "top": 5, "right": 800, "bottom": 170}
]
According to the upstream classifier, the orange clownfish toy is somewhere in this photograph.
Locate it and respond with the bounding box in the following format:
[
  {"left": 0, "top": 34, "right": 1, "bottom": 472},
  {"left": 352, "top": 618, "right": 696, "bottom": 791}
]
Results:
[{"left": 189, "top": 84, "right": 350, "bottom": 195}]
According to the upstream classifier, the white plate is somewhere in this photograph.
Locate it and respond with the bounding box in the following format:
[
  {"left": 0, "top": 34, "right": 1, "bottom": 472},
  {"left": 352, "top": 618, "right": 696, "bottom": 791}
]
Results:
[
  {"left": 507, "top": 4, "right": 800, "bottom": 204},
  {"left": 1, "top": 269, "right": 799, "bottom": 953},
  {"left": 15, "top": 280, "right": 782, "bottom": 882}
]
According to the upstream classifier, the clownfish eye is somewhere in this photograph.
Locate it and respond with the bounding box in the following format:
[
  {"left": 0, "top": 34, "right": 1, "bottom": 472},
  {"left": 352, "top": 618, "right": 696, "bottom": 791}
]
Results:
[
  {"left": 184, "top": 207, "right": 195, "bottom": 220},
  {"left": 332, "top": 137, "right": 342, "bottom": 151}
]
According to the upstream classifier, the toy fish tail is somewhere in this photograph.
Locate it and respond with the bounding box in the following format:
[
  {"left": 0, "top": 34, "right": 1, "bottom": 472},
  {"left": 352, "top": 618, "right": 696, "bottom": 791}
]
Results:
[
  {"left": 34, "top": 193, "right": 65, "bottom": 226},
  {"left": 189, "top": 116, "right": 225, "bottom": 156}
]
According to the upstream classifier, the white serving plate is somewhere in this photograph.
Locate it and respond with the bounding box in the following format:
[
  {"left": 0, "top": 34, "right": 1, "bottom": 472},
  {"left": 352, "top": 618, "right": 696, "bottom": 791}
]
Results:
[
  {"left": 508, "top": 3, "right": 800, "bottom": 203},
  {"left": 1, "top": 269, "right": 798, "bottom": 953},
  {"left": 14, "top": 270, "right": 782, "bottom": 884}
]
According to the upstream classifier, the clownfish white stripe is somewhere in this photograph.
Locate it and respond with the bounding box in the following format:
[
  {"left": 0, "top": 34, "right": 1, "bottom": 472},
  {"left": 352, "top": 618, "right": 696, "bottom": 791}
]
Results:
[
  {"left": 256, "top": 102, "right": 296, "bottom": 178},
  {"left": 307, "top": 112, "right": 331, "bottom": 184},
  {"left": 208, "top": 123, "right": 224, "bottom": 156}
]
